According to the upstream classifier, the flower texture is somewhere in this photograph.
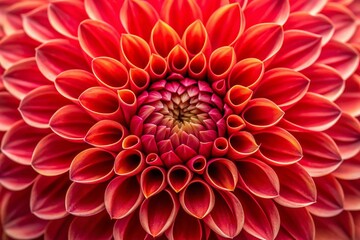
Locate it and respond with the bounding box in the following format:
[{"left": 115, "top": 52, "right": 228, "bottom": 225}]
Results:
[{"left": 0, "top": 0, "right": 360, "bottom": 239}]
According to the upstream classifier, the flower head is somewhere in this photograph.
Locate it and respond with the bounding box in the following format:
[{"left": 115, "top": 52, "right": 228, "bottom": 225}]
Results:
[{"left": 0, "top": 0, "right": 360, "bottom": 239}]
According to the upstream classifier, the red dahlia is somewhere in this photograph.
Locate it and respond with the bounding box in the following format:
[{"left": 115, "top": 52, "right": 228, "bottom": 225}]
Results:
[{"left": 0, "top": 0, "right": 360, "bottom": 239}]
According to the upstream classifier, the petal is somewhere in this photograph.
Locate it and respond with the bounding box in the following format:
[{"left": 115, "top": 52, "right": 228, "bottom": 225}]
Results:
[
  {"left": 120, "top": 34, "right": 151, "bottom": 69},
  {"left": 282, "top": 93, "right": 342, "bottom": 132},
  {"left": 166, "top": 208, "right": 202, "bottom": 240},
  {"left": 335, "top": 74, "right": 360, "bottom": 117},
  {"left": 236, "top": 157, "right": 280, "bottom": 198},
  {"left": 208, "top": 46, "right": 236, "bottom": 81},
  {"left": 253, "top": 127, "right": 302, "bottom": 165},
  {"left": 114, "top": 149, "right": 145, "bottom": 177},
  {"left": 269, "top": 30, "right": 322, "bottom": 71},
  {"left": 338, "top": 179, "right": 360, "bottom": 211},
  {"left": 204, "top": 158, "right": 238, "bottom": 191},
  {"left": 186, "top": 155, "right": 206, "bottom": 174},
  {"left": 293, "top": 131, "right": 342, "bottom": 177},
  {"left": 167, "top": 45, "right": 189, "bottom": 75},
  {"left": 31, "top": 133, "right": 88, "bottom": 176},
  {"left": 254, "top": 68, "right": 310, "bottom": 110},
  {"left": 234, "top": 23, "right": 284, "bottom": 62},
  {"left": 195, "top": 0, "right": 227, "bottom": 22},
  {"left": 113, "top": 210, "right": 147, "bottom": 240},
  {"left": 149, "top": 54, "right": 168, "bottom": 79},
  {"left": 226, "top": 114, "right": 246, "bottom": 135},
  {"left": 227, "top": 131, "right": 259, "bottom": 159},
  {"left": 274, "top": 163, "right": 317, "bottom": 207},
  {"left": 120, "top": 0, "right": 159, "bottom": 40},
  {"left": 0, "top": 92, "right": 21, "bottom": 131},
  {"left": 333, "top": 152, "right": 360, "bottom": 180},
  {"left": 44, "top": 216, "right": 73, "bottom": 240},
  {"left": 105, "top": 176, "right": 143, "bottom": 219},
  {"left": 227, "top": 58, "right": 264, "bottom": 90},
  {"left": 225, "top": 85, "right": 253, "bottom": 114},
  {"left": 150, "top": 20, "right": 180, "bottom": 58},
  {"left": 206, "top": 3, "right": 244, "bottom": 49},
  {"left": 36, "top": 39, "right": 89, "bottom": 81},
  {"left": 140, "top": 166, "right": 167, "bottom": 198},
  {"left": 212, "top": 137, "right": 229, "bottom": 157},
  {"left": 70, "top": 148, "right": 114, "bottom": 184},
  {"left": 129, "top": 68, "right": 150, "bottom": 94},
  {"left": 65, "top": 181, "right": 107, "bottom": 216},
  {"left": 289, "top": 0, "right": 326, "bottom": 14},
  {"left": 167, "top": 165, "right": 193, "bottom": 192},
  {"left": 182, "top": 20, "right": 210, "bottom": 57},
  {"left": 78, "top": 19, "right": 120, "bottom": 59}
]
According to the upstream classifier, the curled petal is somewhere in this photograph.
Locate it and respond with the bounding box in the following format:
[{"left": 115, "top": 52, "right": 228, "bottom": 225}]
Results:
[
  {"left": 307, "top": 175, "right": 344, "bottom": 217},
  {"left": 70, "top": 148, "right": 114, "bottom": 184},
  {"left": 208, "top": 46, "right": 236, "bottom": 81},
  {"left": 293, "top": 131, "right": 342, "bottom": 177},
  {"left": 205, "top": 158, "right": 238, "bottom": 191},
  {"left": 31, "top": 133, "right": 88, "bottom": 176},
  {"left": 189, "top": 53, "right": 207, "bottom": 79},
  {"left": 166, "top": 208, "right": 202, "bottom": 240},
  {"left": 140, "top": 166, "right": 167, "bottom": 198},
  {"left": 244, "top": 0, "right": 289, "bottom": 27},
  {"left": 105, "top": 176, "right": 143, "bottom": 219},
  {"left": 129, "top": 67, "right": 150, "bottom": 94},
  {"left": 78, "top": 19, "right": 120, "bottom": 59},
  {"left": 289, "top": 0, "right": 326, "bottom": 14},
  {"left": 48, "top": 1, "right": 88, "bottom": 39},
  {"left": 19, "top": 86, "right": 70, "bottom": 128},
  {"left": 338, "top": 179, "right": 360, "bottom": 211},
  {"left": 167, "top": 45, "right": 189, "bottom": 75},
  {"left": 149, "top": 54, "right": 167, "bottom": 80},
  {"left": 69, "top": 211, "right": 113, "bottom": 240},
  {"left": 235, "top": 23, "right": 284, "bottom": 62},
  {"left": 182, "top": 20, "right": 209, "bottom": 57},
  {"left": 212, "top": 137, "right": 228, "bottom": 157},
  {"left": 253, "top": 127, "right": 302, "bottom": 165},
  {"left": 1, "top": 120, "right": 49, "bottom": 165},
  {"left": 65, "top": 181, "right": 107, "bottom": 216},
  {"left": 30, "top": 174, "right": 71, "bottom": 220},
  {"left": 227, "top": 58, "right": 264, "bottom": 90},
  {"left": 113, "top": 209, "right": 147, "bottom": 240},
  {"left": 226, "top": 114, "right": 245, "bottom": 135},
  {"left": 269, "top": 30, "right": 322, "bottom": 71},
  {"left": 120, "top": 0, "right": 159, "bottom": 40},
  {"left": 227, "top": 131, "right": 259, "bottom": 159},
  {"left": 120, "top": 34, "right": 151, "bottom": 69},
  {"left": 317, "top": 40, "right": 359, "bottom": 80},
  {"left": 274, "top": 163, "right": 316, "bottom": 207},
  {"left": 206, "top": 3, "right": 244, "bottom": 49},
  {"left": 49, "top": 105, "right": 96, "bottom": 141},
  {"left": 150, "top": 20, "right": 180, "bottom": 57},
  {"left": 122, "top": 135, "right": 141, "bottom": 150},
  {"left": 145, "top": 153, "right": 164, "bottom": 166},
  {"left": 139, "top": 189, "right": 179, "bottom": 237},
  {"left": 203, "top": 190, "right": 244, "bottom": 238},
  {"left": 186, "top": 155, "right": 206, "bottom": 174},
  {"left": 2, "top": 58, "right": 50, "bottom": 100},
  {"left": 0, "top": 92, "right": 21, "bottom": 131},
  {"left": 237, "top": 157, "right": 280, "bottom": 198},
  {"left": 118, "top": 89, "right": 138, "bottom": 124},
  {"left": 333, "top": 152, "right": 360, "bottom": 180},
  {"left": 167, "top": 165, "right": 193, "bottom": 193},
  {"left": 44, "top": 216, "right": 73, "bottom": 240},
  {"left": 254, "top": 68, "right": 310, "bottom": 110},
  {"left": 55, "top": 69, "right": 98, "bottom": 102},
  {"left": 36, "top": 39, "right": 89, "bottom": 81},
  {"left": 335, "top": 74, "right": 360, "bottom": 117},
  {"left": 225, "top": 85, "right": 253, "bottom": 114},
  {"left": 114, "top": 149, "right": 145, "bottom": 176}
]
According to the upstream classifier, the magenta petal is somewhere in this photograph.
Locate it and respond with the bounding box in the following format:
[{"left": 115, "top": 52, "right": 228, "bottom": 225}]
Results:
[
  {"left": 140, "top": 166, "right": 167, "bottom": 198},
  {"left": 105, "top": 176, "right": 143, "bottom": 219},
  {"left": 205, "top": 158, "right": 238, "bottom": 191}
]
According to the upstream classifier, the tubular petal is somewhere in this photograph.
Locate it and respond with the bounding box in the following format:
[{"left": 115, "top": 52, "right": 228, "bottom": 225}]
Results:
[
  {"left": 236, "top": 157, "right": 280, "bottom": 198},
  {"left": 338, "top": 179, "right": 360, "bottom": 211},
  {"left": 227, "top": 58, "right": 264, "bottom": 89},
  {"left": 65, "top": 181, "right": 107, "bottom": 216},
  {"left": 36, "top": 39, "right": 89, "bottom": 81},
  {"left": 212, "top": 137, "right": 228, "bottom": 157},
  {"left": 206, "top": 3, "right": 244, "bottom": 49},
  {"left": 44, "top": 216, "right": 73, "bottom": 240},
  {"left": 227, "top": 131, "right": 259, "bottom": 159},
  {"left": 166, "top": 208, "right": 202, "bottom": 240},
  {"left": 145, "top": 153, "right": 163, "bottom": 166},
  {"left": 167, "top": 165, "right": 193, "bottom": 192},
  {"left": 118, "top": 89, "right": 138, "bottom": 124},
  {"left": 273, "top": 163, "right": 317, "bottom": 207},
  {"left": 105, "top": 176, "right": 143, "bottom": 219},
  {"left": 182, "top": 20, "right": 209, "bottom": 57},
  {"left": 167, "top": 45, "right": 189, "bottom": 75},
  {"left": 335, "top": 74, "right": 360, "bottom": 117},
  {"left": 1, "top": 120, "right": 49, "bottom": 165},
  {"left": 78, "top": 19, "right": 120, "bottom": 59},
  {"left": 205, "top": 158, "right": 238, "bottom": 191},
  {"left": 234, "top": 23, "right": 284, "bottom": 62},
  {"left": 70, "top": 148, "right": 114, "bottom": 184},
  {"left": 189, "top": 52, "right": 207, "bottom": 79},
  {"left": 208, "top": 46, "right": 236, "bottom": 81},
  {"left": 226, "top": 114, "right": 245, "bottom": 135},
  {"left": 149, "top": 54, "right": 167, "bottom": 80},
  {"left": 225, "top": 85, "right": 253, "bottom": 114},
  {"left": 150, "top": 20, "right": 180, "bottom": 58},
  {"left": 269, "top": 30, "right": 322, "bottom": 71},
  {"left": 113, "top": 210, "right": 147, "bottom": 240},
  {"left": 114, "top": 149, "right": 145, "bottom": 176},
  {"left": 139, "top": 189, "right": 179, "bottom": 237},
  {"left": 0, "top": 92, "right": 21, "bottom": 131},
  {"left": 122, "top": 135, "right": 141, "bottom": 150},
  {"left": 30, "top": 174, "right": 71, "bottom": 220},
  {"left": 140, "top": 166, "right": 167, "bottom": 198},
  {"left": 120, "top": 34, "right": 151, "bottom": 69},
  {"left": 31, "top": 133, "right": 88, "bottom": 176},
  {"left": 129, "top": 67, "right": 150, "bottom": 95},
  {"left": 203, "top": 190, "right": 244, "bottom": 238}
]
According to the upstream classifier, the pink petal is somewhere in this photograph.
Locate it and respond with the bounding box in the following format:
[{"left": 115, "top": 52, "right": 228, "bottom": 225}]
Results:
[
  {"left": 335, "top": 74, "right": 360, "bottom": 117},
  {"left": 174, "top": 144, "right": 197, "bottom": 162},
  {"left": 235, "top": 23, "right": 284, "bottom": 62},
  {"left": 167, "top": 45, "right": 189, "bottom": 75},
  {"left": 166, "top": 208, "right": 202, "bottom": 240},
  {"left": 31, "top": 133, "right": 88, "bottom": 176},
  {"left": 182, "top": 20, "right": 210, "bottom": 57},
  {"left": 120, "top": 34, "right": 151, "bottom": 69},
  {"left": 1, "top": 120, "right": 49, "bottom": 165},
  {"left": 227, "top": 131, "right": 259, "bottom": 159},
  {"left": 139, "top": 189, "right": 179, "bottom": 237},
  {"left": 273, "top": 163, "right": 316, "bottom": 207},
  {"left": 0, "top": 92, "right": 21, "bottom": 131},
  {"left": 203, "top": 190, "right": 244, "bottom": 238},
  {"left": 333, "top": 152, "right": 360, "bottom": 180},
  {"left": 140, "top": 166, "right": 167, "bottom": 198},
  {"left": 227, "top": 58, "right": 264, "bottom": 90},
  {"left": 49, "top": 105, "right": 96, "bottom": 141},
  {"left": 208, "top": 46, "right": 236, "bottom": 81},
  {"left": 237, "top": 157, "right": 280, "bottom": 198},
  {"left": 44, "top": 216, "right": 73, "bottom": 240},
  {"left": 65, "top": 181, "right": 107, "bottom": 216},
  {"left": 225, "top": 85, "right": 253, "bottom": 114},
  {"left": 167, "top": 165, "right": 193, "bottom": 192},
  {"left": 48, "top": 1, "right": 88, "bottom": 39},
  {"left": 36, "top": 39, "right": 89, "bottom": 81},
  {"left": 105, "top": 176, "right": 143, "bottom": 219},
  {"left": 206, "top": 3, "right": 244, "bottom": 49},
  {"left": 113, "top": 210, "right": 147, "bottom": 240},
  {"left": 78, "top": 19, "right": 120, "bottom": 59},
  {"left": 282, "top": 93, "right": 342, "bottom": 132},
  {"left": 338, "top": 179, "right": 360, "bottom": 211},
  {"left": 30, "top": 174, "right": 71, "bottom": 220},
  {"left": 289, "top": 0, "right": 326, "bottom": 14},
  {"left": 2, "top": 58, "right": 50, "bottom": 100},
  {"left": 114, "top": 149, "right": 145, "bottom": 176},
  {"left": 150, "top": 20, "right": 180, "bottom": 58}
]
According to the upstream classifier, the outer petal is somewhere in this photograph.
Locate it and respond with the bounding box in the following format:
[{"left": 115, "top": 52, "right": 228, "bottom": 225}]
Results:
[
  {"left": 166, "top": 208, "right": 202, "bottom": 240},
  {"left": 208, "top": 46, "right": 236, "bottom": 81},
  {"left": 182, "top": 20, "right": 209, "bottom": 57},
  {"left": 120, "top": 34, "right": 151, "bottom": 69},
  {"left": 335, "top": 74, "right": 360, "bottom": 117},
  {"left": 227, "top": 131, "right": 259, "bottom": 159},
  {"left": 333, "top": 152, "right": 360, "bottom": 180},
  {"left": 225, "top": 85, "right": 253, "bottom": 114},
  {"left": 113, "top": 210, "right": 147, "bottom": 240},
  {"left": 0, "top": 92, "right": 21, "bottom": 131},
  {"left": 44, "top": 216, "right": 73, "bottom": 240},
  {"left": 140, "top": 166, "right": 167, "bottom": 198},
  {"left": 338, "top": 179, "right": 360, "bottom": 211},
  {"left": 204, "top": 158, "right": 238, "bottom": 191},
  {"left": 289, "top": 0, "right": 326, "bottom": 14},
  {"left": 114, "top": 149, "right": 145, "bottom": 177},
  {"left": 150, "top": 20, "right": 180, "bottom": 58},
  {"left": 167, "top": 165, "right": 193, "bottom": 193},
  {"left": 227, "top": 58, "right": 264, "bottom": 90}
]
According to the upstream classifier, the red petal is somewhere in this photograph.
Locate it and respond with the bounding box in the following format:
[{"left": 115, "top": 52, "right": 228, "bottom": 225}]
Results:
[
  {"left": 114, "top": 149, "right": 145, "bottom": 176},
  {"left": 208, "top": 46, "right": 236, "bottom": 81},
  {"left": 149, "top": 54, "right": 168, "bottom": 80},
  {"left": 117, "top": 89, "right": 138, "bottom": 125},
  {"left": 204, "top": 158, "right": 238, "bottom": 191},
  {"left": 227, "top": 131, "right": 259, "bottom": 159},
  {"left": 226, "top": 114, "right": 246, "bottom": 135},
  {"left": 30, "top": 174, "right": 71, "bottom": 220},
  {"left": 145, "top": 153, "right": 164, "bottom": 167},
  {"left": 338, "top": 179, "right": 360, "bottom": 211},
  {"left": 129, "top": 68, "right": 150, "bottom": 95},
  {"left": 167, "top": 45, "right": 189, "bottom": 75},
  {"left": 150, "top": 20, "right": 180, "bottom": 58},
  {"left": 140, "top": 166, "right": 167, "bottom": 198},
  {"left": 182, "top": 20, "right": 210, "bottom": 57},
  {"left": 78, "top": 19, "right": 120, "bottom": 59},
  {"left": 167, "top": 165, "right": 193, "bottom": 193},
  {"left": 195, "top": 0, "right": 227, "bottom": 22},
  {"left": 36, "top": 39, "right": 89, "bottom": 81},
  {"left": 289, "top": 0, "right": 326, "bottom": 14},
  {"left": 65, "top": 181, "right": 107, "bottom": 216},
  {"left": 282, "top": 93, "right": 342, "bottom": 132},
  {"left": 237, "top": 157, "right": 280, "bottom": 198},
  {"left": 122, "top": 135, "right": 141, "bottom": 150},
  {"left": 113, "top": 210, "right": 147, "bottom": 240},
  {"left": 206, "top": 3, "right": 244, "bottom": 49},
  {"left": 335, "top": 74, "right": 360, "bottom": 117},
  {"left": 274, "top": 163, "right": 316, "bottom": 207},
  {"left": 31, "top": 133, "right": 88, "bottom": 176},
  {"left": 235, "top": 23, "right": 284, "bottom": 62},
  {"left": 211, "top": 137, "right": 229, "bottom": 157},
  {"left": 333, "top": 152, "right": 360, "bottom": 180},
  {"left": 44, "top": 216, "right": 73, "bottom": 240},
  {"left": 186, "top": 155, "right": 206, "bottom": 174},
  {"left": 120, "top": 34, "right": 151, "bottom": 69},
  {"left": 269, "top": 30, "right": 322, "bottom": 71},
  {"left": 166, "top": 208, "right": 202, "bottom": 240},
  {"left": 225, "top": 85, "right": 253, "bottom": 114},
  {"left": 227, "top": 58, "right": 264, "bottom": 89},
  {"left": 105, "top": 176, "right": 143, "bottom": 219},
  {"left": 139, "top": 189, "right": 179, "bottom": 237},
  {"left": 0, "top": 92, "right": 21, "bottom": 131}
]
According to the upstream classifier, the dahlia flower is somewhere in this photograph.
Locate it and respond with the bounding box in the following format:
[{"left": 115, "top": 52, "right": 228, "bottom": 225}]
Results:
[{"left": 0, "top": 0, "right": 360, "bottom": 239}]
